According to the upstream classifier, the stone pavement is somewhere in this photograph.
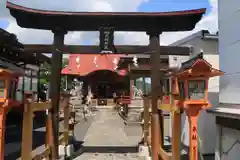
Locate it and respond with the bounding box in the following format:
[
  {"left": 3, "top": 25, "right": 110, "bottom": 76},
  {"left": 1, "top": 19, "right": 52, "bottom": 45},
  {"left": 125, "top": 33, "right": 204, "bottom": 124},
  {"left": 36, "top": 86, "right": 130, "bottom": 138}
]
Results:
[{"left": 73, "top": 109, "right": 142, "bottom": 160}]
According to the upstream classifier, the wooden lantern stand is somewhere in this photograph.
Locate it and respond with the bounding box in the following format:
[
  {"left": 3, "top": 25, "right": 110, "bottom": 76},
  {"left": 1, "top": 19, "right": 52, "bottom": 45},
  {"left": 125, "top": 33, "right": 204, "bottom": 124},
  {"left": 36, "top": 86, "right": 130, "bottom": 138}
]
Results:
[
  {"left": 173, "top": 53, "right": 224, "bottom": 160},
  {"left": 0, "top": 69, "right": 23, "bottom": 160},
  {"left": 183, "top": 102, "right": 207, "bottom": 160},
  {"left": 158, "top": 77, "right": 182, "bottom": 160}
]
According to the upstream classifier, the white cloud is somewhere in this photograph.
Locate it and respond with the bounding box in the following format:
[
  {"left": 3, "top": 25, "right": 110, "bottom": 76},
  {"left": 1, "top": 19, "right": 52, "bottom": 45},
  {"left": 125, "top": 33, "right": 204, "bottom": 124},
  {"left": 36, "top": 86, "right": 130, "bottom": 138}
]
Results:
[
  {"left": 1, "top": 0, "right": 218, "bottom": 46},
  {"left": 159, "top": 0, "right": 218, "bottom": 45}
]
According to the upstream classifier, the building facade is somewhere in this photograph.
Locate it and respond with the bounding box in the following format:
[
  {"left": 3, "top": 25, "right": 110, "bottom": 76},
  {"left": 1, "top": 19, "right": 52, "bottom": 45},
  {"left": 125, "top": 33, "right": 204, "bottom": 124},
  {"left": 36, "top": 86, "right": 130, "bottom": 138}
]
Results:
[
  {"left": 169, "top": 30, "right": 219, "bottom": 155},
  {"left": 208, "top": 1, "right": 240, "bottom": 160}
]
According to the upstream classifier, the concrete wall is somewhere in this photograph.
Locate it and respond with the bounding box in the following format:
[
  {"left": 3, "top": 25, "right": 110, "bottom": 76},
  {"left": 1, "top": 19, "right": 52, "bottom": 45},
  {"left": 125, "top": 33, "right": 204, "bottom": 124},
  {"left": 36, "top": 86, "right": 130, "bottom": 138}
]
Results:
[
  {"left": 215, "top": 126, "right": 240, "bottom": 160},
  {"left": 218, "top": 0, "right": 240, "bottom": 104},
  {"left": 215, "top": 1, "right": 240, "bottom": 159},
  {"left": 181, "top": 36, "right": 218, "bottom": 57},
  {"left": 169, "top": 37, "right": 219, "bottom": 154},
  {"left": 169, "top": 55, "right": 189, "bottom": 68}
]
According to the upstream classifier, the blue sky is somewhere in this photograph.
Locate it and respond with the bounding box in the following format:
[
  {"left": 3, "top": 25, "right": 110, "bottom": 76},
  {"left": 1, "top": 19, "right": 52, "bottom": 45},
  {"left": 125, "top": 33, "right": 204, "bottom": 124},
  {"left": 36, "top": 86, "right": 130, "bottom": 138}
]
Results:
[
  {"left": 139, "top": 0, "right": 210, "bottom": 13},
  {"left": 0, "top": 20, "right": 8, "bottom": 29},
  {"left": 0, "top": 0, "right": 210, "bottom": 30}
]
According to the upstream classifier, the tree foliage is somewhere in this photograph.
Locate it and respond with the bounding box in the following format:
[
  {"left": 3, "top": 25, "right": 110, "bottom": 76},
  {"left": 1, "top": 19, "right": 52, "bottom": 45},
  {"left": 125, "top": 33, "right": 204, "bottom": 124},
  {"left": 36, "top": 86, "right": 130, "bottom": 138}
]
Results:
[{"left": 39, "top": 57, "right": 69, "bottom": 91}]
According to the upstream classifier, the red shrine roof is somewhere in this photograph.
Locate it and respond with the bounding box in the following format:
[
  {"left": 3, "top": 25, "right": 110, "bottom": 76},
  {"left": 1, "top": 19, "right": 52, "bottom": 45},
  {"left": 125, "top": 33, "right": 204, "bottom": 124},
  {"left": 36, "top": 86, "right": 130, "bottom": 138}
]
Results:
[
  {"left": 6, "top": 1, "right": 206, "bottom": 31},
  {"left": 62, "top": 54, "right": 128, "bottom": 76}
]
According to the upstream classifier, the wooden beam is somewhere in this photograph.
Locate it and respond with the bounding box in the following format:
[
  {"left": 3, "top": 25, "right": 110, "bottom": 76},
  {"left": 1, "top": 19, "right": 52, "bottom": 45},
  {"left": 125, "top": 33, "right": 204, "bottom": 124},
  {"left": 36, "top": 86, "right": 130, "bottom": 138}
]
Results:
[
  {"left": 32, "top": 147, "right": 50, "bottom": 160},
  {"left": 129, "top": 64, "right": 169, "bottom": 71},
  {"left": 158, "top": 104, "right": 172, "bottom": 112},
  {"left": 119, "top": 56, "right": 169, "bottom": 64},
  {"left": 31, "top": 102, "right": 52, "bottom": 112},
  {"left": 158, "top": 147, "right": 172, "bottom": 160},
  {"left": 23, "top": 44, "right": 190, "bottom": 56}
]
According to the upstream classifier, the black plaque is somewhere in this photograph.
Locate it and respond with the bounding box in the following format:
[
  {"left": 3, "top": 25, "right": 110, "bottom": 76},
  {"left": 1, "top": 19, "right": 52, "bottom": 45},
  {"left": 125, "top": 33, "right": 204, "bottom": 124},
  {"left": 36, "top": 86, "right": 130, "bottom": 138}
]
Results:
[{"left": 99, "top": 27, "right": 115, "bottom": 53}]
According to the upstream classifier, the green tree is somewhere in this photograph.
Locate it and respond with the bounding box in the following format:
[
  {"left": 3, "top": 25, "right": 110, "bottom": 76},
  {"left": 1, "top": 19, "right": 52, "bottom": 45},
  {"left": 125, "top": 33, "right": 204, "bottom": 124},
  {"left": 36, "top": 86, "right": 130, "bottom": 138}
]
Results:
[
  {"left": 60, "top": 58, "right": 69, "bottom": 91},
  {"left": 39, "top": 62, "right": 51, "bottom": 86},
  {"left": 39, "top": 58, "right": 69, "bottom": 90}
]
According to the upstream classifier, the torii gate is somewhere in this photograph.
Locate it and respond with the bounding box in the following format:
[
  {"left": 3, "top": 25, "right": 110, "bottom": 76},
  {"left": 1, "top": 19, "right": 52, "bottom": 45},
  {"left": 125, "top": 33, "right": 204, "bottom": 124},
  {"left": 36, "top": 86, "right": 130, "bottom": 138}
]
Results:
[{"left": 6, "top": 1, "right": 205, "bottom": 159}]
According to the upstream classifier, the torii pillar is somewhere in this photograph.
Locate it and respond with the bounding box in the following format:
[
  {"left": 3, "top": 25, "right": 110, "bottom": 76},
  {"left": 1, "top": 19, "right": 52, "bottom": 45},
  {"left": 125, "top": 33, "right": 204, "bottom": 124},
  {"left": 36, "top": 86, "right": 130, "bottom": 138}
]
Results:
[
  {"left": 50, "top": 28, "right": 67, "bottom": 158},
  {"left": 148, "top": 31, "right": 163, "bottom": 160}
]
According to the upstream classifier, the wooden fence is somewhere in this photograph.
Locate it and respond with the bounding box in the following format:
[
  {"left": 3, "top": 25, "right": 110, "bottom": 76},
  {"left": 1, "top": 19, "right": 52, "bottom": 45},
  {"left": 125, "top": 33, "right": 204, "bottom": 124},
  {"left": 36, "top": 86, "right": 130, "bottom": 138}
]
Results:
[{"left": 21, "top": 93, "right": 72, "bottom": 160}]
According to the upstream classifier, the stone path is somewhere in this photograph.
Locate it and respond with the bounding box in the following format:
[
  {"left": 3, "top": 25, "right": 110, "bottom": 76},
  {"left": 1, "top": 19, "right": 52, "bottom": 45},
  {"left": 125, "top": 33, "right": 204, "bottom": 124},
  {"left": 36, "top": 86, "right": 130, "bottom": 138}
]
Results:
[{"left": 73, "top": 109, "right": 142, "bottom": 160}]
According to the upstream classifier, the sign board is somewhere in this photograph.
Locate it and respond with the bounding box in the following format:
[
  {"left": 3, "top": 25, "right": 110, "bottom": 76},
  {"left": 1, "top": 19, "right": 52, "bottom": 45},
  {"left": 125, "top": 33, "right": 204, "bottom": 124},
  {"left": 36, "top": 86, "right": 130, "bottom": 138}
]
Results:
[{"left": 99, "top": 27, "right": 115, "bottom": 54}]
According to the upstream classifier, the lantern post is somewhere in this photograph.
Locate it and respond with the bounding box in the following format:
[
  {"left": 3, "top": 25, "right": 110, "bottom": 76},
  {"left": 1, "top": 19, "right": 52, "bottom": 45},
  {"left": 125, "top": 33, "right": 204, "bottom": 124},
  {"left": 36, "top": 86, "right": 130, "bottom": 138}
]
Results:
[
  {"left": 0, "top": 69, "right": 23, "bottom": 159},
  {"left": 172, "top": 53, "right": 224, "bottom": 160}
]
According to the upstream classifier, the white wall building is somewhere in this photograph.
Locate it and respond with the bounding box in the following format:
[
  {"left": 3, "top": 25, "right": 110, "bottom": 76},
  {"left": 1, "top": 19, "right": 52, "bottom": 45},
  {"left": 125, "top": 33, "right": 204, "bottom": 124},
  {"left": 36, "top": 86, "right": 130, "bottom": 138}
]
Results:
[
  {"left": 207, "top": 1, "right": 240, "bottom": 160},
  {"left": 169, "top": 30, "right": 219, "bottom": 155}
]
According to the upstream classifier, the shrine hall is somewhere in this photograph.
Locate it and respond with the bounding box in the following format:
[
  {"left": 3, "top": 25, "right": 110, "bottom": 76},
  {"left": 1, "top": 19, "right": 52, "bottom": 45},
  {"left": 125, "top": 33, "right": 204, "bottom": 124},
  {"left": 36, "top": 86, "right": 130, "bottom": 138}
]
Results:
[
  {"left": 61, "top": 54, "right": 148, "bottom": 104},
  {"left": 62, "top": 54, "right": 128, "bottom": 101}
]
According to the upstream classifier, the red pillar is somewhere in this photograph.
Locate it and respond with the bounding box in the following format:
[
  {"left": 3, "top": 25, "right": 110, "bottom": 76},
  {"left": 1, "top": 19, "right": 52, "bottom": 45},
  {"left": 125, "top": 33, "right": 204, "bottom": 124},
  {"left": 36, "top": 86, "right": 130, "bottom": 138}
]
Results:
[
  {"left": 0, "top": 108, "right": 7, "bottom": 160},
  {"left": 186, "top": 105, "right": 202, "bottom": 160}
]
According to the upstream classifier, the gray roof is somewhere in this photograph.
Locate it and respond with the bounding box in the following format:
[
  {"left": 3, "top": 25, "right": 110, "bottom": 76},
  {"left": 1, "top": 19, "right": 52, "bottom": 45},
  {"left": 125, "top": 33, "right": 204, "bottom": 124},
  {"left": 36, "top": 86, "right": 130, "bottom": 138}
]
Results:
[
  {"left": 180, "top": 52, "right": 203, "bottom": 71},
  {"left": 169, "top": 30, "right": 218, "bottom": 46},
  {"left": 207, "top": 103, "right": 240, "bottom": 119}
]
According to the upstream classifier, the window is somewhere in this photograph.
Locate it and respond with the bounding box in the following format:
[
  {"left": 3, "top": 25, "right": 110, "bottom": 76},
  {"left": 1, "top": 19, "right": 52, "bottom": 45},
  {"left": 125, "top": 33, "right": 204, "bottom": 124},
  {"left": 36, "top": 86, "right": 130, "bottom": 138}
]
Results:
[
  {"left": 16, "top": 76, "right": 24, "bottom": 101},
  {"left": 8, "top": 80, "right": 17, "bottom": 100},
  {"left": 24, "top": 76, "right": 31, "bottom": 91},
  {"left": 188, "top": 80, "right": 205, "bottom": 100},
  {"left": 17, "top": 77, "right": 23, "bottom": 89},
  {"left": 32, "top": 78, "right": 38, "bottom": 92},
  {"left": 144, "top": 77, "right": 151, "bottom": 95},
  {"left": 31, "top": 70, "right": 38, "bottom": 77},
  {"left": 0, "top": 80, "right": 5, "bottom": 98},
  {"left": 178, "top": 81, "right": 185, "bottom": 99},
  {"left": 162, "top": 79, "right": 170, "bottom": 94},
  {"left": 135, "top": 77, "right": 144, "bottom": 94},
  {"left": 16, "top": 91, "right": 22, "bottom": 101},
  {"left": 25, "top": 70, "right": 31, "bottom": 77}
]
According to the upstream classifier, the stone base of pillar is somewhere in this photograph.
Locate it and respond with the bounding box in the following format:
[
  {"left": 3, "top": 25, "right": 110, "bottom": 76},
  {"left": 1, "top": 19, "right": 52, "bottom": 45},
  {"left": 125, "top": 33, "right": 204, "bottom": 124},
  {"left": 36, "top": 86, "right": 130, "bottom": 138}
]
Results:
[
  {"left": 59, "top": 144, "right": 74, "bottom": 158},
  {"left": 138, "top": 145, "right": 151, "bottom": 160}
]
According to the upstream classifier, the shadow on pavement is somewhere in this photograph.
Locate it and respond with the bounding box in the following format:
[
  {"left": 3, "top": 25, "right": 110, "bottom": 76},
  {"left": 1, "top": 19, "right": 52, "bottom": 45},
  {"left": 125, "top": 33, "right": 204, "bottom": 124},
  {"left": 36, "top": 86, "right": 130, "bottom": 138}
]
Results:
[
  {"left": 5, "top": 130, "right": 46, "bottom": 159},
  {"left": 72, "top": 145, "right": 138, "bottom": 159},
  {"left": 162, "top": 136, "right": 215, "bottom": 160},
  {"left": 4, "top": 112, "right": 52, "bottom": 160},
  {"left": 82, "top": 146, "right": 138, "bottom": 153}
]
